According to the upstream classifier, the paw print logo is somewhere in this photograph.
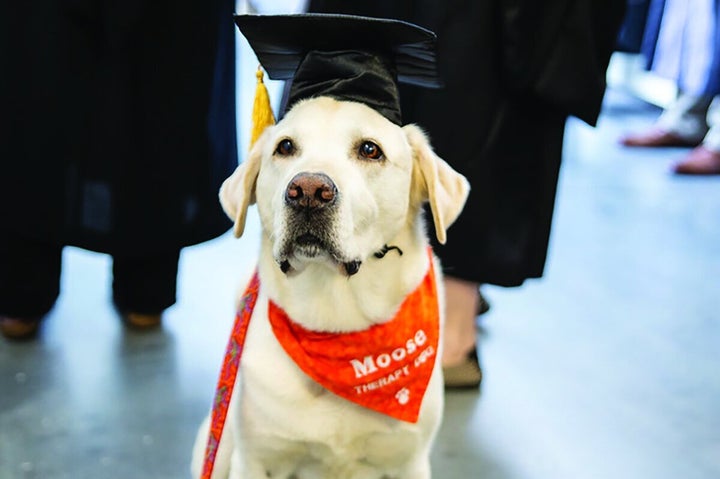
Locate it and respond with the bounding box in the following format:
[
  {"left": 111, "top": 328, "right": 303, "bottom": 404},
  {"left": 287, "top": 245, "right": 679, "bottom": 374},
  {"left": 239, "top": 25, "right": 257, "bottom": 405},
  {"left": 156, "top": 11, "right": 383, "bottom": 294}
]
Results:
[{"left": 395, "top": 388, "right": 410, "bottom": 405}]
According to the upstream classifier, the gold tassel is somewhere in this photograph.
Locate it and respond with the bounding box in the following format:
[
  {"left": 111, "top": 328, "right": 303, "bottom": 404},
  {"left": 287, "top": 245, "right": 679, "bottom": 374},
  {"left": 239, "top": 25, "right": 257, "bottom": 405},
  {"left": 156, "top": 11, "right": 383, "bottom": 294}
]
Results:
[{"left": 250, "top": 66, "right": 276, "bottom": 148}]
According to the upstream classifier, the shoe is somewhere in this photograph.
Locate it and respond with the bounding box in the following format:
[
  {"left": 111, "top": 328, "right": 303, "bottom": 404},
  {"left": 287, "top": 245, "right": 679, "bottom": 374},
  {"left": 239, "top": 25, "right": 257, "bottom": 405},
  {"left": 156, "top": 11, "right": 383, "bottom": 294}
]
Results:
[
  {"left": 619, "top": 128, "right": 701, "bottom": 148},
  {"left": 672, "top": 146, "right": 720, "bottom": 175},
  {"left": 443, "top": 348, "right": 482, "bottom": 390},
  {"left": 121, "top": 312, "right": 162, "bottom": 330},
  {"left": 0, "top": 316, "right": 41, "bottom": 340}
]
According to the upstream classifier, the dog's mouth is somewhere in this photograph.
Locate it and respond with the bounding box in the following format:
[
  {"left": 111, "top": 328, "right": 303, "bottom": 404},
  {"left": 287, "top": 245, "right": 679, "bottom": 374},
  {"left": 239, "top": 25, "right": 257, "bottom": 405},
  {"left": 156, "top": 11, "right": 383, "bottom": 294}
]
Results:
[
  {"left": 290, "top": 232, "right": 331, "bottom": 259},
  {"left": 277, "top": 231, "right": 362, "bottom": 276}
]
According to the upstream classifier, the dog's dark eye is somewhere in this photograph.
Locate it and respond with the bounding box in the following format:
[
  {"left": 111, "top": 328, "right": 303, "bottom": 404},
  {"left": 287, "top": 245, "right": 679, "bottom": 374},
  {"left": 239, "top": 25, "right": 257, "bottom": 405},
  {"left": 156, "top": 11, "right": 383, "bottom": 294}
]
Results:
[
  {"left": 275, "top": 139, "right": 296, "bottom": 156},
  {"left": 359, "top": 141, "right": 384, "bottom": 160}
]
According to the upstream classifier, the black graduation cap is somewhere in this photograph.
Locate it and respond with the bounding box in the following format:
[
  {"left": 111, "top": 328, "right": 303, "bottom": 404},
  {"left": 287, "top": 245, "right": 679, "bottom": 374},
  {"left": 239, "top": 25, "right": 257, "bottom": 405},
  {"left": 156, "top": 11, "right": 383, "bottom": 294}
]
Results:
[{"left": 233, "top": 13, "right": 442, "bottom": 125}]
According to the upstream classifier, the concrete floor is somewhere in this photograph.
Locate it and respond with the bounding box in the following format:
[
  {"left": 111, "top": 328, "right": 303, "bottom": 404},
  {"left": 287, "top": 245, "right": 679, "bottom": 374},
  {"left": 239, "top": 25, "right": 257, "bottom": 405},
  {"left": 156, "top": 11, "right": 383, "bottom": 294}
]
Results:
[{"left": 2, "top": 85, "right": 720, "bottom": 478}]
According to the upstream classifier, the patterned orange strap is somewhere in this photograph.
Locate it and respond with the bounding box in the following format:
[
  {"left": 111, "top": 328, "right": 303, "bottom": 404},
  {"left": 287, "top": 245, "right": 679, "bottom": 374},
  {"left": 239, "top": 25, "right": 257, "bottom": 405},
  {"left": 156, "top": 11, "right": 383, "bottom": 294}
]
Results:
[{"left": 200, "top": 271, "right": 260, "bottom": 479}]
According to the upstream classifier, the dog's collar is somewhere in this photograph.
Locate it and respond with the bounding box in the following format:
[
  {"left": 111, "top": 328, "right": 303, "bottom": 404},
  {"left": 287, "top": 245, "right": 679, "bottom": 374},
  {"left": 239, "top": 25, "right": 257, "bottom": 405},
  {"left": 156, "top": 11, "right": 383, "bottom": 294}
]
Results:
[
  {"left": 268, "top": 247, "right": 438, "bottom": 423},
  {"left": 280, "top": 243, "right": 404, "bottom": 276},
  {"left": 374, "top": 243, "right": 403, "bottom": 259},
  {"left": 343, "top": 243, "right": 403, "bottom": 274}
]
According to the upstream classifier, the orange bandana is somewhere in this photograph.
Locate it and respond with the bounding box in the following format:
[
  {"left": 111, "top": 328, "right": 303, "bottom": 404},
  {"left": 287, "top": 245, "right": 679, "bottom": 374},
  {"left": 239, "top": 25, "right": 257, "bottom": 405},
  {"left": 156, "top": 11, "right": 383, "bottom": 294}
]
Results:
[{"left": 268, "top": 251, "right": 439, "bottom": 423}]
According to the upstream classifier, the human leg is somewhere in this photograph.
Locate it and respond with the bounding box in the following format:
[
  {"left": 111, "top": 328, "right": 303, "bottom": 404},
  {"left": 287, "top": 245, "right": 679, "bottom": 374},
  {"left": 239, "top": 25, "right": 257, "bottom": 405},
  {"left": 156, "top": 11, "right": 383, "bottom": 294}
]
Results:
[
  {"left": 441, "top": 276, "right": 484, "bottom": 389},
  {"left": 673, "top": 96, "right": 720, "bottom": 174},
  {"left": 0, "top": 234, "right": 62, "bottom": 340},
  {"left": 111, "top": 249, "right": 181, "bottom": 329},
  {"left": 620, "top": 93, "right": 713, "bottom": 147}
]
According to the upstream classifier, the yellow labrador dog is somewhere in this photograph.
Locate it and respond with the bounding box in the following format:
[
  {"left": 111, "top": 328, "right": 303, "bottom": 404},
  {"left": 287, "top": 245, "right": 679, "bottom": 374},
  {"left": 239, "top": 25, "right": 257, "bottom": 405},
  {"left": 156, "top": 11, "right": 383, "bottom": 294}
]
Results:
[{"left": 191, "top": 95, "right": 469, "bottom": 479}]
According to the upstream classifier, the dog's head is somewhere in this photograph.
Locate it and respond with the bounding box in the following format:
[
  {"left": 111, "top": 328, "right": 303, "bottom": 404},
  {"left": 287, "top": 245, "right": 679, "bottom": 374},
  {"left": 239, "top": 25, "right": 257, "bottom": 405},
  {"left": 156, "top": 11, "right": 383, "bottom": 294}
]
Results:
[{"left": 220, "top": 97, "right": 469, "bottom": 275}]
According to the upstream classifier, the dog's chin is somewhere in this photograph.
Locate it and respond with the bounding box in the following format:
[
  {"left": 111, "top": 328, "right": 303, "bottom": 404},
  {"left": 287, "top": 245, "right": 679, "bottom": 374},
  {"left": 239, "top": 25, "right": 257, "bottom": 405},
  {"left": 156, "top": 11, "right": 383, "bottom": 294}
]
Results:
[{"left": 276, "top": 234, "right": 361, "bottom": 276}]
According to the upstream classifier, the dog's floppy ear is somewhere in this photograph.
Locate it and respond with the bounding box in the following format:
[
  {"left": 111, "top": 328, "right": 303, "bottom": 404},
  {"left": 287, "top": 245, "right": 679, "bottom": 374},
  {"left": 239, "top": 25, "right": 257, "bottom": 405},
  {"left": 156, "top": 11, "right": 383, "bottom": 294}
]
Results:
[
  {"left": 405, "top": 124, "right": 470, "bottom": 244},
  {"left": 219, "top": 138, "right": 263, "bottom": 238}
]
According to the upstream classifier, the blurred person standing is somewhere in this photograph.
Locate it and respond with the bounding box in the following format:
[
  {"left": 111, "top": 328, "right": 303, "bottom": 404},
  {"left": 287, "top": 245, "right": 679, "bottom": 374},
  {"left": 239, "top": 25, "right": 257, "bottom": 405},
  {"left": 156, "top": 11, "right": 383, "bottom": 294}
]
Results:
[
  {"left": 306, "top": 0, "right": 626, "bottom": 388},
  {"left": 619, "top": 0, "right": 720, "bottom": 175},
  {"left": 0, "top": 0, "right": 238, "bottom": 339}
]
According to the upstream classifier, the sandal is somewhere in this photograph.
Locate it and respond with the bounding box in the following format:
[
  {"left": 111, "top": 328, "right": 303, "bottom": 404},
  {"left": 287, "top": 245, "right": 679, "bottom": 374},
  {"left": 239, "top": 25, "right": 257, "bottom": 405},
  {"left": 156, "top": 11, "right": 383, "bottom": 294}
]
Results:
[{"left": 443, "top": 347, "right": 482, "bottom": 390}]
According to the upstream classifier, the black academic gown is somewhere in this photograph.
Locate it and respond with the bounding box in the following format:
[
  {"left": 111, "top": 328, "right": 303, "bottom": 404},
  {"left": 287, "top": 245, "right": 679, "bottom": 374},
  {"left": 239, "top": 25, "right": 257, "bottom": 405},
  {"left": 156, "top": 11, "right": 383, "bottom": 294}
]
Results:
[
  {"left": 307, "top": 0, "right": 626, "bottom": 286},
  {"left": 0, "top": 0, "right": 237, "bottom": 256}
]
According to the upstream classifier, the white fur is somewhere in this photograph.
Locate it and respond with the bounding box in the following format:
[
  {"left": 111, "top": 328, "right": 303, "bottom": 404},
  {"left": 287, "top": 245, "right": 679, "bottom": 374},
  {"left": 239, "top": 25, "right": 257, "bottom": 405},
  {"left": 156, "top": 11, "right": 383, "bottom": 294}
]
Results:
[{"left": 191, "top": 97, "right": 469, "bottom": 479}]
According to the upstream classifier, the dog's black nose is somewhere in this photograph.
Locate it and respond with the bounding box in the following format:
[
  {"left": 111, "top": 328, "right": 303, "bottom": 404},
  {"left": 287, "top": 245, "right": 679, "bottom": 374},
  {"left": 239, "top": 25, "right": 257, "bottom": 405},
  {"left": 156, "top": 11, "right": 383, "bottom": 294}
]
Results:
[{"left": 285, "top": 172, "right": 337, "bottom": 209}]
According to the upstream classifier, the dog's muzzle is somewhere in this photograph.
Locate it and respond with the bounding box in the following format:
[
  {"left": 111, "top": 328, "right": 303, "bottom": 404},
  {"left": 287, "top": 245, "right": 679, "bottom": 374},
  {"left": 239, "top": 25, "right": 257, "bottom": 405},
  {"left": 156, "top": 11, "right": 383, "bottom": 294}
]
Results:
[
  {"left": 282, "top": 171, "right": 338, "bottom": 259},
  {"left": 280, "top": 172, "right": 363, "bottom": 275},
  {"left": 278, "top": 173, "right": 402, "bottom": 277}
]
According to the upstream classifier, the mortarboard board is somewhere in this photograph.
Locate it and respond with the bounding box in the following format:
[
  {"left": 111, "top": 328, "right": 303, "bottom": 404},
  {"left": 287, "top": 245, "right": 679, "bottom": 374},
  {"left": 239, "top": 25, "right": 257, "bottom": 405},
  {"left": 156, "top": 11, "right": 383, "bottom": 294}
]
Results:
[{"left": 234, "top": 13, "right": 442, "bottom": 126}]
